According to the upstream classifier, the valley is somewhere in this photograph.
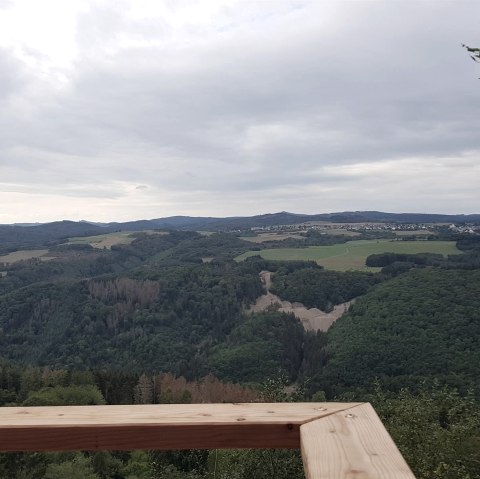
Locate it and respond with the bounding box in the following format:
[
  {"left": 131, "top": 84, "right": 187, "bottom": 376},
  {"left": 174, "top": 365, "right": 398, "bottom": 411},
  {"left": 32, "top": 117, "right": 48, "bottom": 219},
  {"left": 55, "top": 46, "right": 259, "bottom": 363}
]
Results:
[{"left": 0, "top": 211, "right": 478, "bottom": 478}]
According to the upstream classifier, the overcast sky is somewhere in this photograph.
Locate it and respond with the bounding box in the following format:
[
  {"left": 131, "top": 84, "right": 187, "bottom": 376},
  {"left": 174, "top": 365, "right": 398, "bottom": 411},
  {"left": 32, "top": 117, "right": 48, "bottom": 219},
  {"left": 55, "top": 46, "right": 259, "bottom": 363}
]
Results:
[{"left": 1, "top": 0, "right": 479, "bottom": 223}]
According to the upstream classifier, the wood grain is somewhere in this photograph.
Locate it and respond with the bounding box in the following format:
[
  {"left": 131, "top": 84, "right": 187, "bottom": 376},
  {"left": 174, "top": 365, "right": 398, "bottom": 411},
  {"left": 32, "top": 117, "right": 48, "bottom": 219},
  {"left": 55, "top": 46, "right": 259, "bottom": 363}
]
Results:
[
  {"left": 0, "top": 402, "right": 358, "bottom": 451},
  {"left": 0, "top": 401, "right": 417, "bottom": 478},
  {"left": 300, "top": 403, "right": 416, "bottom": 478}
]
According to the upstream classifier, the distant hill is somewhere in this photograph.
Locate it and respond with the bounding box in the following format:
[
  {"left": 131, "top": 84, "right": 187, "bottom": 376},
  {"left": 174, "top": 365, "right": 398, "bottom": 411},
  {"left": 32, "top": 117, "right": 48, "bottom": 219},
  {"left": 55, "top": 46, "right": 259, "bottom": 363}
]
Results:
[
  {"left": 324, "top": 211, "right": 480, "bottom": 224},
  {"left": 0, "top": 221, "right": 113, "bottom": 254},
  {"left": 105, "top": 211, "right": 480, "bottom": 232},
  {"left": 1, "top": 211, "right": 479, "bottom": 254}
]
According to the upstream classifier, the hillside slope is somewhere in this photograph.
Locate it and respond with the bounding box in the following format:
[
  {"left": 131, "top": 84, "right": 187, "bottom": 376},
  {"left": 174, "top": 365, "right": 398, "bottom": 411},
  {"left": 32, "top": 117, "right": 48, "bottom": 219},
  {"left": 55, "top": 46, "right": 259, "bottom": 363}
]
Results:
[{"left": 321, "top": 268, "right": 480, "bottom": 396}]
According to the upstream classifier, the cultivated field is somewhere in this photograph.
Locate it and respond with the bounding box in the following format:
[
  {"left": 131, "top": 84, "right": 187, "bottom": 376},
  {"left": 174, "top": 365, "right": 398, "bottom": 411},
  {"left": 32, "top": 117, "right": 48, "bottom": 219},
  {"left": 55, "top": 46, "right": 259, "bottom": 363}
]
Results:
[
  {"left": 319, "top": 229, "right": 361, "bottom": 236},
  {"left": 68, "top": 232, "right": 136, "bottom": 249},
  {"left": 235, "top": 239, "right": 461, "bottom": 271},
  {"left": 394, "top": 230, "right": 435, "bottom": 236},
  {"left": 242, "top": 230, "right": 360, "bottom": 243},
  {"left": 241, "top": 232, "right": 306, "bottom": 243},
  {"left": 68, "top": 230, "right": 168, "bottom": 249},
  {"left": 0, "top": 249, "right": 51, "bottom": 264}
]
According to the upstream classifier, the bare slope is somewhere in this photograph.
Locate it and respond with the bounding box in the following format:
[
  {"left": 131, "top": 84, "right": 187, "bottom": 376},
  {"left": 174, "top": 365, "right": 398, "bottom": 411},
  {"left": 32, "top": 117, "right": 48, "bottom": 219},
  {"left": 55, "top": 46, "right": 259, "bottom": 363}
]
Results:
[{"left": 247, "top": 271, "right": 353, "bottom": 331}]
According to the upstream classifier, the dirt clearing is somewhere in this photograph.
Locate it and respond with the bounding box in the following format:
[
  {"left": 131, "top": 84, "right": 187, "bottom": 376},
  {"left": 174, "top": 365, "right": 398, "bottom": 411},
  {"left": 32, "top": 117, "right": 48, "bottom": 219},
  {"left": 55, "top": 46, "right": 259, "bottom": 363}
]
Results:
[{"left": 247, "top": 271, "right": 353, "bottom": 332}]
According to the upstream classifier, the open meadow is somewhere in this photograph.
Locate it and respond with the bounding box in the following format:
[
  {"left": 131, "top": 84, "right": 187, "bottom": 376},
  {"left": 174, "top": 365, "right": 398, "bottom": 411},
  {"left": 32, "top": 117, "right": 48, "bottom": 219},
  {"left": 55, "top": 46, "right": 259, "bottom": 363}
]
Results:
[
  {"left": 235, "top": 239, "right": 461, "bottom": 271},
  {"left": 67, "top": 231, "right": 137, "bottom": 249},
  {"left": 68, "top": 230, "right": 168, "bottom": 249},
  {"left": 393, "top": 229, "right": 435, "bottom": 236},
  {"left": 241, "top": 232, "right": 306, "bottom": 243},
  {"left": 241, "top": 230, "right": 360, "bottom": 243},
  {"left": 0, "top": 249, "right": 51, "bottom": 264}
]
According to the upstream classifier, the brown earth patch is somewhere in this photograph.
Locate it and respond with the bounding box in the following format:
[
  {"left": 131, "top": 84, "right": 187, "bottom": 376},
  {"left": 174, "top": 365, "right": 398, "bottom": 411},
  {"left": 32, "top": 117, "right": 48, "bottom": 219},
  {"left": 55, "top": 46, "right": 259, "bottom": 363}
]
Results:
[{"left": 247, "top": 271, "right": 354, "bottom": 332}]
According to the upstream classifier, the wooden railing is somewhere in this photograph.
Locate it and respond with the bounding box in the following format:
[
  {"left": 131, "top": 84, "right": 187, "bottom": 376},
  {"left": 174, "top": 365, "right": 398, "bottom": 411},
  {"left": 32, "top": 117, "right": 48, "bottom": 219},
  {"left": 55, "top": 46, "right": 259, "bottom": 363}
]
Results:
[{"left": 0, "top": 402, "right": 416, "bottom": 478}]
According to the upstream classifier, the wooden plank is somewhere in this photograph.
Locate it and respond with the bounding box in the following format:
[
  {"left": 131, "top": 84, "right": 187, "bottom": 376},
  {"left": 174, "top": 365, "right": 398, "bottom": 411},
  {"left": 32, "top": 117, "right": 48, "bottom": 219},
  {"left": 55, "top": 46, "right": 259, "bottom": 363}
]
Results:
[
  {"left": 3, "top": 424, "right": 301, "bottom": 451},
  {"left": 0, "top": 402, "right": 359, "bottom": 452},
  {"left": 300, "top": 403, "right": 416, "bottom": 479}
]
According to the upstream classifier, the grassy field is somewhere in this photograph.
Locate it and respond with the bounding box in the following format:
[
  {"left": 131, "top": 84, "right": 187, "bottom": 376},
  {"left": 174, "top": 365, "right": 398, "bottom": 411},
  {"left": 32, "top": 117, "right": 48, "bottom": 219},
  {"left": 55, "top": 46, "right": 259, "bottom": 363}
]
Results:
[
  {"left": 0, "top": 249, "right": 51, "bottom": 264},
  {"left": 235, "top": 239, "right": 461, "bottom": 271},
  {"left": 241, "top": 230, "right": 360, "bottom": 243},
  {"left": 68, "top": 230, "right": 168, "bottom": 249},
  {"left": 68, "top": 232, "right": 136, "bottom": 249},
  {"left": 320, "top": 229, "right": 361, "bottom": 236},
  {"left": 241, "top": 232, "right": 306, "bottom": 243},
  {"left": 394, "top": 230, "right": 435, "bottom": 236}
]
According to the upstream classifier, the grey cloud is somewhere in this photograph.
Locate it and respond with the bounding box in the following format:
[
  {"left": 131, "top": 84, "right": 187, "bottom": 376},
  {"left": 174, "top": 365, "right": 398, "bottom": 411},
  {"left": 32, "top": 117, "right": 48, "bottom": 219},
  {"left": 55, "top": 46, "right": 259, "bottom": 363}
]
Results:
[
  {"left": 1, "top": 1, "right": 479, "bottom": 221},
  {"left": 0, "top": 48, "right": 27, "bottom": 104}
]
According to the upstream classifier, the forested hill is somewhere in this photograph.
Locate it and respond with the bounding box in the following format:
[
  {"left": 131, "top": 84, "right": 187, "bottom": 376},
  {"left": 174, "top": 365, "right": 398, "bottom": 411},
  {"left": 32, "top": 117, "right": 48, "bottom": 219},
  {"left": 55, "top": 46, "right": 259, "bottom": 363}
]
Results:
[
  {"left": 1, "top": 228, "right": 479, "bottom": 390},
  {"left": 0, "top": 232, "right": 312, "bottom": 381},
  {"left": 0, "top": 221, "right": 112, "bottom": 254},
  {"left": 319, "top": 268, "right": 480, "bottom": 397},
  {"left": 1, "top": 224, "right": 480, "bottom": 478}
]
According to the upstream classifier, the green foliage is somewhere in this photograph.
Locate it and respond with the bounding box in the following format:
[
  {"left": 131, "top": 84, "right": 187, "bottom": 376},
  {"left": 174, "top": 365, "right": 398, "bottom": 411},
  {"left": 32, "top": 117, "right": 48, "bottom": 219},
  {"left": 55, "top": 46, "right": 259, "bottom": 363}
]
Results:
[
  {"left": 271, "top": 267, "right": 381, "bottom": 311},
  {"left": 152, "top": 464, "right": 204, "bottom": 478},
  {"left": 0, "top": 222, "right": 479, "bottom": 478},
  {"left": 259, "top": 371, "right": 292, "bottom": 402},
  {"left": 210, "top": 449, "right": 305, "bottom": 479},
  {"left": 366, "top": 252, "right": 443, "bottom": 267},
  {"left": 91, "top": 451, "right": 126, "bottom": 478},
  {"left": 0, "top": 221, "right": 110, "bottom": 255},
  {"left": 123, "top": 451, "right": 154, "bottom": 479},
  {"left": 166, "top": 233, "right": 257, "bottom": 263},
  {"left": 151, "top": 449, "right": 208, "bottom": 478},
  {"left": 456, "top": 235, "right": 480, "bottom": 253},
  {"left": 372, "top": 384, "right": 480, "bottom": 479},
  {"left": 210, "top": 312, "right": 304, "bottom": 383},
  {"left": 322, "top": 268, "right": 480, "bottom": 396},
  {"left": 297, "top": 331, "right": 328, "bottom": 394},
  {"left": 0, "top": 261, "right": 263, "bottom": 375},
  {"left": 0, "top": 452, "right": 49, "bottom": 479},
  {"left": 0, "top": 230, "right": 205, "bottom": 296},
  {"left": 22, "top": 385, "right": 106, "bottom": 406},
  {"left": 44, "top": 454, "right": 100, "bottom": 479}
]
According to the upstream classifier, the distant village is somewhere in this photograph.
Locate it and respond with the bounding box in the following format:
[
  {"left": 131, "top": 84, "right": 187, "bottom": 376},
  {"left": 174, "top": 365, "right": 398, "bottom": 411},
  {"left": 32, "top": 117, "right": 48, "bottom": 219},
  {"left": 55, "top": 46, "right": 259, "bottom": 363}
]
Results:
[
  {"left": 448, "top": 224, "right": 479, "bottom": 234},
  {"left": 250, "top": 222, "right": 480, "bottom": 234}
]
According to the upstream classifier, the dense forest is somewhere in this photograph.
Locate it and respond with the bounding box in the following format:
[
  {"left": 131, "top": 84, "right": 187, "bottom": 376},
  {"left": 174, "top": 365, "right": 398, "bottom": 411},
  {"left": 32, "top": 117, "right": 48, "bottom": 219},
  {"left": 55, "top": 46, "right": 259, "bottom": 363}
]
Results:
[
  {"left": 270, "top": 266, "right": 381, "bottom": 311},
  {"left": 321, "top": 268, "right": 480, "bottom": 396},
  {"left": 0, "top": 227, "right": 479, "bottom": 478}
]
